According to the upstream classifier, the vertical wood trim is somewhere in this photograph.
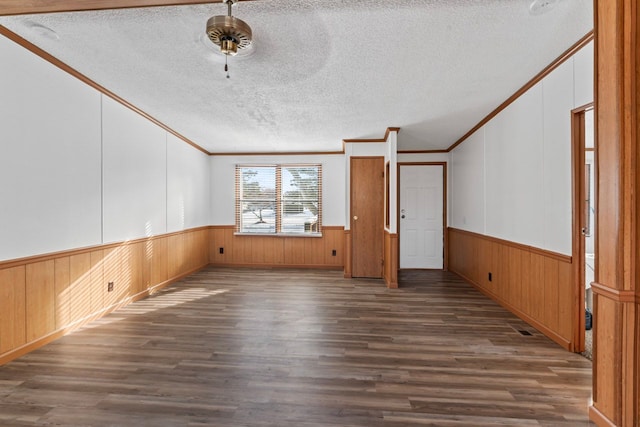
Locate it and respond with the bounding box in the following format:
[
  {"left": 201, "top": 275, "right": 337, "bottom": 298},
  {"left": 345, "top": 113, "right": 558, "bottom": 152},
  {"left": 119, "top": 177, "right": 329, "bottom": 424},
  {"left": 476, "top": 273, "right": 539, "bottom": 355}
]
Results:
[
  {"left": 383, "top": 231, "right": 398, "bottom": 288},
  {"left": 592, "top": 0, "right": 640, "bottom": 425},
  {"left": 442, "top": 163, "right": 449, "bottom": 271},
  {"left": 571, "top": 106, "right": 590, "bottom": 353},
  {"left": 344, "top": 230, "right": 352, "bottom": 278},
  {"left": 385, "top": 162, "right": 390, "bottom": 229}
]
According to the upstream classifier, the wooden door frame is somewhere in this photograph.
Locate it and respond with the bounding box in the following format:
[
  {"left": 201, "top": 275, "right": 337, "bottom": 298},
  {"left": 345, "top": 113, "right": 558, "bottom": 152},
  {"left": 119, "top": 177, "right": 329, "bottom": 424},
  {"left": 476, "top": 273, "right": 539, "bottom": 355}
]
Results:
[
  {"left": 397, "top": 162, "right": 448, "bottom": 271},
  {"left": 350, "top": 156, "right": 385, "bottom": 278},
  {"left": 571, "top": 102, "right": 594, "bottom": 353}
]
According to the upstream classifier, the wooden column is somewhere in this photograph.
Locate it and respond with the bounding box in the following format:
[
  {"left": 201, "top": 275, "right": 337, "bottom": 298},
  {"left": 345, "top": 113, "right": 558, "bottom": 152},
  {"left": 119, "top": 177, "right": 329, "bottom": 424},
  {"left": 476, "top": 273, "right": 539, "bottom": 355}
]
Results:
[{"left": 590, "top": 1, "right": 639, "bottom": 425}]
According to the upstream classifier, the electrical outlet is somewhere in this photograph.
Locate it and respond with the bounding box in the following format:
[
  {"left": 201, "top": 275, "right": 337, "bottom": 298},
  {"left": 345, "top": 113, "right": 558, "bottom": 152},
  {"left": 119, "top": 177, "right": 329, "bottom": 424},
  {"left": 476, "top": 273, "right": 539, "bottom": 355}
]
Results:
[
  {"left": 332, "top": 249, "right": 337, "bottom": 256},
  {"left": 488, "top": 272, "right": 492, "bottom": 282},
  {"left": 107, "top": 281, "right": 114, "bottom": 292},
  {"left": 219, "top": 247, "right": 224, "bottom": 254}
]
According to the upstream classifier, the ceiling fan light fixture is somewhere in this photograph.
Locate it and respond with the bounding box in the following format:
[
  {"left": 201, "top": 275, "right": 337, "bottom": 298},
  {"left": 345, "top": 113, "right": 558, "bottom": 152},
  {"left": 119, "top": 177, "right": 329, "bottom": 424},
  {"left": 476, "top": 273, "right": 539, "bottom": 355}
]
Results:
[{"left": 206, "top": 0, "right": 253, "bottom": 77}]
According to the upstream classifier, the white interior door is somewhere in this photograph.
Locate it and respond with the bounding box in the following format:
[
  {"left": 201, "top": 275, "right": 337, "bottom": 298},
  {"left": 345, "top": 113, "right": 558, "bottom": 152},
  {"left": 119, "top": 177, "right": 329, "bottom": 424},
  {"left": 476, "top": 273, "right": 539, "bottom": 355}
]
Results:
[{"left": 400, "top": 165, "right": 444, "bottom": 269}]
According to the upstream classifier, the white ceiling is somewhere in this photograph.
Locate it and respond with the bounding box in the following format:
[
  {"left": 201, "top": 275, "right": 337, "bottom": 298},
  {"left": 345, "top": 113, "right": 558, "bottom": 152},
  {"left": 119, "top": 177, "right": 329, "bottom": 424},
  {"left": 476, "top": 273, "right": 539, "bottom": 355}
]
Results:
[{"left": 0, "top": 0, "right": 593, "bottom": 154}]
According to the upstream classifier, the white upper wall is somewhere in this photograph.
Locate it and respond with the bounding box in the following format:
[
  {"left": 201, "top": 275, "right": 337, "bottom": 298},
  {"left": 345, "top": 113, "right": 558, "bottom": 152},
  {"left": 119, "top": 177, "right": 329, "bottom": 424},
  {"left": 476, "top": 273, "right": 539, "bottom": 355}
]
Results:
[
  {"left": 0, "top": 34, "right": 102, "bottom": 261},
  {"left": 485, "top": 84, "right": 545, "bottom": 248},
  {"left": 210, "top": 154, "right": 345, "bottom": 227},
  {"left": 0, "top": 29, "right": 593, "bottom": 261},
  {"left": 573, "top": 41, "right": 594, "bottom": 108},
  {"left": 102, "top": 96, "right": 167, "bottom": 243},
  {"left": 450, "top": 130, "right": 484, "bottom": 232},
  {"left": 167, "top": 134, "right": 210, "bottom": 232},
  {"left": 542, "top": 58, "right": 574, "bottom": 254},
  {"left": 450, "top": 41, "right": 593, "bottom": 255},
  {"left": 0, "top": 34, "right": 210, "bottom": 261}
]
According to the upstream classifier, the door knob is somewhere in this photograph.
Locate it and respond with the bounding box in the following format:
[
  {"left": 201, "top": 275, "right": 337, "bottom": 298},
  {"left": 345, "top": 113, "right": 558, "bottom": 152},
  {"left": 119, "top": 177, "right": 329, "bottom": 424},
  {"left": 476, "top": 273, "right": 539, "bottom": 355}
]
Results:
[
  {"left": 581, "top": 227, "right": 588, "bottom": 235},
  {"left": 353, "top": 216, "right": 358, "bottom": 221},
  {"left": 401, "top": 215, "right": 405, "bottom": 219}
]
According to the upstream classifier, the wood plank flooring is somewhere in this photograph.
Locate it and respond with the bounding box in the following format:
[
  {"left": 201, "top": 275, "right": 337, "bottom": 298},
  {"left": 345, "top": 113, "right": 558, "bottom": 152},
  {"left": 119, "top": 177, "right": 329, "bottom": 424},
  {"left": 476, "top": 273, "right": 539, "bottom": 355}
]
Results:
[{"left": 0, "top": 268, "right": 593, "bottom": 426}]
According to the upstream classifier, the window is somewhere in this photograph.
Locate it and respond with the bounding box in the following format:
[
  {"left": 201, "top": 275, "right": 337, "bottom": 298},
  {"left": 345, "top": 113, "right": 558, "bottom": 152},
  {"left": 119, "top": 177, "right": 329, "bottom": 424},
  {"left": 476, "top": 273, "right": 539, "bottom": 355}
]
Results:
[{"left": 236, "top": 164, "right": 322, "bottom": 234}]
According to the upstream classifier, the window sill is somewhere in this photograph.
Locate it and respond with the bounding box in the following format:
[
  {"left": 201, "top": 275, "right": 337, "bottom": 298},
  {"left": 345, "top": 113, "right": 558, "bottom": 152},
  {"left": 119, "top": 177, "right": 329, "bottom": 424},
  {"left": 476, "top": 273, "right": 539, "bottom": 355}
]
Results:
[{"left": 234, "top": 232, "right": 323, "bottom": 238}]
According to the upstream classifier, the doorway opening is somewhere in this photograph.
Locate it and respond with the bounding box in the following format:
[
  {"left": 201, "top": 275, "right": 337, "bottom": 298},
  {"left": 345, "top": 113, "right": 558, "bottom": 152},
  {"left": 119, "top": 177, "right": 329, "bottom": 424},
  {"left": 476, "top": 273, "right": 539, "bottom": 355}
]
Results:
[
  {"left": 572, "top": 105, "right": 595, "bottom": 358},
  {"left": 398, "top": 163, "right": 447, "bottom": 270}
]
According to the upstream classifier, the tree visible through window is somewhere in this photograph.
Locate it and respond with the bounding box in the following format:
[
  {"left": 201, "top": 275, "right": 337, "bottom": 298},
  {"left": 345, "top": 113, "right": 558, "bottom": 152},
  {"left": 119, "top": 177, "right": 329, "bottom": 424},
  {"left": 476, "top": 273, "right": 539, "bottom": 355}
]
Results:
[{"left": 236, "top": 164, "right": 322, "bottom": 234}]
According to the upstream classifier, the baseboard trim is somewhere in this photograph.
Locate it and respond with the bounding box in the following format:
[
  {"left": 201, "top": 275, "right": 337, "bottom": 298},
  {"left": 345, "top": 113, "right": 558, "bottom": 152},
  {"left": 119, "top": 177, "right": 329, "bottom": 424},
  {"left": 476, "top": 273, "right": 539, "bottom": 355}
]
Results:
[
  {"left": 208, "top": 263, "right": 343, "bottom": 270},
  {"left": 588, "top": 405, "right": 617, "bottom": 427}
]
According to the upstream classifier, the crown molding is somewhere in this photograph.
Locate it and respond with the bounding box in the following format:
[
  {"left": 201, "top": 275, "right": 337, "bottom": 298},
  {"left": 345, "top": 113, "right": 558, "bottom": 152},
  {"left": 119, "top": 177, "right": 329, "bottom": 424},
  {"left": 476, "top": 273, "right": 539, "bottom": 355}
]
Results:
[
  {"left": 0, "top": 25, "right": 210, "bottom": 155},
  {"left": 0, "top": 0, "right": 241, "bottom": 16},
  {"left": 447, "top": 30, "right": 594, "bottom": 152}
]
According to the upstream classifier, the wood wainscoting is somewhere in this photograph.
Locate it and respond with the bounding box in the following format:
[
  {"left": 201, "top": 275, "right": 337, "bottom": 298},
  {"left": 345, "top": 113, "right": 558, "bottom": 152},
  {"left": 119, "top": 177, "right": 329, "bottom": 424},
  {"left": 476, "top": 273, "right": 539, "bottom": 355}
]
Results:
[
  {"left": 208, "top": 226, "right": 344, "bottom": 269},
  {"left": 383, "top": 231, "right": 398, "bottom": 288},
  {"left": 448, "top": 228, "right": 575, "bottom": 351},
  {"left": 0, "top": 227, "right": 210, "bottom": 365}
]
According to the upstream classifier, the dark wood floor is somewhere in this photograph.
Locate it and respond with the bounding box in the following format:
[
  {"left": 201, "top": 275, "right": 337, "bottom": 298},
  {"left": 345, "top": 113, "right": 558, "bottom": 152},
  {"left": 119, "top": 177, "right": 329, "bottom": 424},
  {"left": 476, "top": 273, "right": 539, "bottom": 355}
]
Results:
[{"left": 0, "top": 268, "right": 593, "bottom": 426}]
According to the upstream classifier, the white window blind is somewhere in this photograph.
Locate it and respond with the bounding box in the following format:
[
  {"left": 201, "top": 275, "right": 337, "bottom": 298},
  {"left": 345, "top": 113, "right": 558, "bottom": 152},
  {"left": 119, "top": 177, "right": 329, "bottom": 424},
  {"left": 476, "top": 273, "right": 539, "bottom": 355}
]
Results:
[{"left": 236, "top": 164, "right": 322, "bottom": 234}]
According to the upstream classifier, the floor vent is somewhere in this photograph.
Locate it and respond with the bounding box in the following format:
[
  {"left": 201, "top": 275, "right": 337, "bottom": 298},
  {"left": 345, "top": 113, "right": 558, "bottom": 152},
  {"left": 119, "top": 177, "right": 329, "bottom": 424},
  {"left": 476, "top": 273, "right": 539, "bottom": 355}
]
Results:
[{"left": 518, "top": 330, "right": 533, "bottom": 336}]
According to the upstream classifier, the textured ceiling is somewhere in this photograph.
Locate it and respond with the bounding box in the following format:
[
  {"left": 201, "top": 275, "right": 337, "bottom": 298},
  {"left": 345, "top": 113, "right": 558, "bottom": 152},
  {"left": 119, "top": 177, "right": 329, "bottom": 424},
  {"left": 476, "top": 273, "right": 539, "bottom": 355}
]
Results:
[{"left": 0, "top": 0, "right": 593, "bottom": 153}]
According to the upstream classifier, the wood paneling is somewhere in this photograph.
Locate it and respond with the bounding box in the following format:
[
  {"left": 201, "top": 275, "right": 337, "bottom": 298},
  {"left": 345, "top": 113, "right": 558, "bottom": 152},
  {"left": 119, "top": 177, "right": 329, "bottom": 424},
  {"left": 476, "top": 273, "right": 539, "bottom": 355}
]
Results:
[
  {"left": 69, "top": 252, "right": 92, "bottom": 322},
  {"left": 25, "top": 260, "right": 55, "bottom": 342},
  {"left": 323, "top": 229, "right": 344, "bottom": 267},
  {"left": 0, "top": 266, "right": 26, "bottom": 354},
  {"left": 89, "top": 250, "right": 105, "bottom": 314},
  {"left": 208, "top": 226, "right": 345, "bottom": 269},
  {"left": 448, "top": 228, "right": 575, "bottom": 350},
  {"left": 0, "top": 228, "right": 210, "bottom": 366},
  {"left": 590, "top": 0, "right": 640, "bottom": 425},
  {"left": 150, "top": 236, "right": 169, "bottom": 286},
  {"left": 53, "top": 257, "right": 70, "bottom": 329},
  {"left": 592, "top": 294, "right": 620, "bottom": 424},
  {"left": 102, "top": 246, "right": 122, "bottom": 308},
  {"left": 284, "top": 237, "right": 304, "bottom": 265}
]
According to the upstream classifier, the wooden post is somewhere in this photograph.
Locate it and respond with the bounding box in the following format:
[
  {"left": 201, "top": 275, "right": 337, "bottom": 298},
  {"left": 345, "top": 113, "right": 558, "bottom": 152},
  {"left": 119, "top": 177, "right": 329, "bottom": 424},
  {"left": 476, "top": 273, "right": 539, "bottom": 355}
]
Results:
[{"left": 590, "top": 0, "right": 639, "bottom": 425}]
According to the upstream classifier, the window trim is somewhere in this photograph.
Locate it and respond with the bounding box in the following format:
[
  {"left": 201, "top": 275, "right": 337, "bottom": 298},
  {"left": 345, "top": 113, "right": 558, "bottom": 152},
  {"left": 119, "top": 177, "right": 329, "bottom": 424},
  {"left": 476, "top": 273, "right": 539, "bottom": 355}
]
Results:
[{"left": 235, "top": 164, "right": 322, "bottom": 236}]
